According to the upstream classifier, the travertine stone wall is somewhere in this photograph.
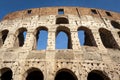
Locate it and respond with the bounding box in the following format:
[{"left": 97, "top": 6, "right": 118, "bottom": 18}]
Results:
[{"left": 0, "top": 7, "right": 120, "bottom": 80}]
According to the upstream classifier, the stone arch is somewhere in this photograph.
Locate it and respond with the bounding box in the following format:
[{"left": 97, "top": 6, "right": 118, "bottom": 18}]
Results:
[
  {"left": 0, "top": 67, "right": 13, "bottom": 80},
  {"left": 25, "top": 67, "right": 44, "bottom": 80},
  {"left": 77, "top": 26, "right": 97, "bottom": 46},
  {"left": 33, "top": 26, "right": 48, "bottom": 50},
  {"left": 56, "top": 17, "right": 69, "bottom": 24},
  {"left": 14, "top": 27, "right": 27, "bottom": 47},
  {"left": 0, "top": 29, "right": 9, "bottom": 47},
  {"left": 55, "top": 26, "right": 72, "bottom": 49},
  {"left": 111, "top": 20, "right": 120, "bottom": 29},
  {"left": 99, "top": 28, "right": 119, "bottom": 49},
  {"left": 87, "top": 70, "right": 111, "bottom": 80},
  {"left": 55, "top": 68, "right": 78, "bottom": 80}
]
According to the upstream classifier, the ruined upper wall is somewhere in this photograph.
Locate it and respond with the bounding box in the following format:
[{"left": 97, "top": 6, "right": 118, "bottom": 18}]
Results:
[{"left": 2, "top": 7, "right": 120, "bottom": 20}]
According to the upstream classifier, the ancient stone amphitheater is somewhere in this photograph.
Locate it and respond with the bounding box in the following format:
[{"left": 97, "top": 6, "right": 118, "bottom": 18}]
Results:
[{"left": 0, "top": 7, "right": 120, "bottom": 80}]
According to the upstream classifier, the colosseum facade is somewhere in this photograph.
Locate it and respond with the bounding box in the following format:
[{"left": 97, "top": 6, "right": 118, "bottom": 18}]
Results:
[{"left": 0, "top": 7, "right": 120, "bottom": 80}]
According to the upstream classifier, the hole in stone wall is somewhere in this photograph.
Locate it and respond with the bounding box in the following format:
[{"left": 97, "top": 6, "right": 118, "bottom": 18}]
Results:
[
  {"left": 35, "top": 27, "right": 48, "bottom": 50},
  {"left": 56, "top": 17, "right": 69, "bottom": 24},
  {"left": 56, "top": 26, "right": 72, "bottom": 49},
  {"left": 87, "top": 70, "right": 110, "bottom": 80},
  {"left": 55, "top": 69, "right": 78, "bottom": 80},
  {"left": 1, "top": 68, "right": 13, "bottom": 80},
  {"left": 111, "top": 20, "right": 120, "bottom": 29},
  {"left": 27, "top": 10, "right": 32, "bottom": 14},
  {"left": 99, "top": 28, "right": 119, "bottom": 49},
  {"left": 91, "top": 9, "right": 97, "bottom": 14},
  {"left": 78, "top": 27, "right": 97, "bottom": 46},
  {"left": 106, "top": 11, "right": 112, "bottom": 17},
  {"left": 15, "top": 28, "right": 27, "bottom": 47},
  {"left": 26, "top": 68, "right": 43, "bottom": 80},
  {"left": 58, "top": 9, "right": 64, "bottom": 15}
]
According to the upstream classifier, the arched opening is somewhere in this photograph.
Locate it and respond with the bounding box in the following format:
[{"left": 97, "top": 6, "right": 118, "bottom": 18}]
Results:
[
  {"left": 99, "top": 28, "right": 119, "bottom": 49},
  {"left": 0, "top": 30, "right": 9, "bottom": 47},
  {"left": 1, "top": 68, "right": 13, "bottom": 80},
  {"left": 111, "top": 20, "right": 120, "bottom": 29},
  {"left": 35, "top": 27, "right": 48, "bottom": 50},
  {"left": 26, "top": 68, "right": 44, "bottom": 80},
  {"left": 55, "top": 68, "right": 78, "bottom": 80},
  {"left": 56, "top": 31, "right": 68, "bottom": 49},
  {"left": 87, "top": 70, "right": 110, "bottom": 80},
  {"left": 15, "top": 28, "right": 27, "bottom": 47},
  {"left": 56, "top": 26, "right": 72, "bottom": 49},
  {"left": 56, "top": 17, "right": 69, "bottom": 24},
  {"left": 78, "top": 27, "right": 97, "bottom": 46}
]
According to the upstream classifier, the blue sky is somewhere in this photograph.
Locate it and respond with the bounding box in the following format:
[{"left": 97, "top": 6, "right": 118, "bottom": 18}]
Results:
[
  {"left": 0, "top": 0, "right": 120, "bottom": 20},
  {"left": 0, "top": 0, "right": 120, "bottom": 49}
]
